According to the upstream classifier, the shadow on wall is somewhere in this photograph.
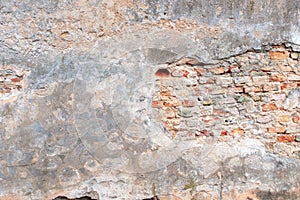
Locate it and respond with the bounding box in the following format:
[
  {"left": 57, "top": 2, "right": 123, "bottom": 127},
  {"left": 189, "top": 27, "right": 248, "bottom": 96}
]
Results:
[{"left": 53, "top": 196, "right": 97, "bottom": 200}]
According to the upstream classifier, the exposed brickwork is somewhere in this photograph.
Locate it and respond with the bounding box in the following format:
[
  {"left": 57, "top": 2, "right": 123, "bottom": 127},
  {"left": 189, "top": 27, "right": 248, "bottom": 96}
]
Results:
[
  {"left": 152, "top": 46, "right": 300, "bottom": 143},
  {"left": 0, "top": 66, "right": 27, "bottom": 104}
]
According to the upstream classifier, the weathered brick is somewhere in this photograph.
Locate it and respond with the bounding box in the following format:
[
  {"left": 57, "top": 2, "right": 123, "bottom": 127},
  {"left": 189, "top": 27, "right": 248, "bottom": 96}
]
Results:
[
  {"left": 277, "top": 65, "right": 293, "bottom": 72},
  {"left": 270, "top": 50, "right": 289, "bottom": 60},
  {"left": 269, "top": 93, "right": 286, "bottom": 101},
  {"left": 227, "top": 86, "right": 244, "bottom": 93},
  {"left": 210, "top": 88, "right": 227, "bottom": 95},
  {"left": 244, "top": 86, "right": 262, "bottom": 93},
  {"left": 252, "top": 76, "right": 269, "bottom": 84},
  {"left": 262, "top": 84, "right": 280, "bottom": 92},
  {"left": 198, "top": 77, "right": 215, "bottom": 84},
  {"left": 267, "top": 126, "right": 286, "bottom": 133},
  {"left": 194, "top": 67, "right": 206, "bottom": 76},
  {"left": 208, "top": 67, "right": 225, "bottom": 74},
  {"left": 216, "top": 76, "right": 233, "bottom": 85},
  {"left": 270, "top": 73, "right": 286, "bottom": 82},
  {"left": 222, "top": 97, "right": 236, "bottom": 104},
  {"left": 288, "top": 74, "right": 300, "bottom": 81},
  {"left": 257, "top": 116, "right": 272, "bottom": 124},
  {"left": 233, "top": 76, "right": 252, "bottom": 85},
  {"left": 213, "top": 108, "right": 228, "bottom": 116},
  {"left": 261, "top": 103, "right": 278, "bottom": 111},
  {"left": 182, "top": 100, "right": 196, "bottom": 107},
  {"left": 277, "top": 135, "right": 295, "bottom": 142},
  {"left": 286, "top": 126, "right": 300, "bottom": 133}
]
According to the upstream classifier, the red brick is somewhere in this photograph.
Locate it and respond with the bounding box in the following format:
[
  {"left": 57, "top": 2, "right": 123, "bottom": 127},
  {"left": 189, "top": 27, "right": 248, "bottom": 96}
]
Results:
[
  {"left": 262, "top": 103, "right": 278, "bottom": 111},
  {"left": 270, "top": 50, "right": 289, "bottom": 60},
  {"left": 267, "top": 126, "right": 286, "bottom": 133},
  {"left": 270, "top": 73, "right": 286, "bottom": 82},
  {"left": 277, "top": 135, "right": 295, "bottom": 142},
  {"left": 182, "top": 100, "right": 196, "bottom": 107}
]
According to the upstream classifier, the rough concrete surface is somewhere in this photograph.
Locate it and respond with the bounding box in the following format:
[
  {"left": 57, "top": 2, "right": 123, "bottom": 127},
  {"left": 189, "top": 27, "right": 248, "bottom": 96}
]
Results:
[{"left": 1, "top": 0, "right": 300, "bottom": 199}]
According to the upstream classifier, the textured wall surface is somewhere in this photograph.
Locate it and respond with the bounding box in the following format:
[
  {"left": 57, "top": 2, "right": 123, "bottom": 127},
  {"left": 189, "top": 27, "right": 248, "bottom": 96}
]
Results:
[{"left": 1, "top": 0, "right": 300, "bottom": 200}]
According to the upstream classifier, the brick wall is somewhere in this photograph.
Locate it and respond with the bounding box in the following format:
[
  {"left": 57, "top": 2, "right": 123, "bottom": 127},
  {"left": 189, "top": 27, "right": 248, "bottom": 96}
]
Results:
[
  {"left": 0, "top": 66, "right": 26, "bottom": 104},
  {"left": 152, "top": 45, "right": 300, "bottom": 145}
]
